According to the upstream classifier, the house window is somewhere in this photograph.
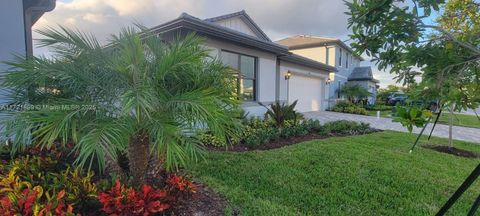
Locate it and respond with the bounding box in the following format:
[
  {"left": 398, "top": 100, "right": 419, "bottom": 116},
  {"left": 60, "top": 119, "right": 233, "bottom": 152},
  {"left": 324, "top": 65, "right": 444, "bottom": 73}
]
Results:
[
  {"left": 221, "top": 50, "right": 256, "bottom": 101},
  {"left": 338, "top": 48, "right": 342, "bottom": 67},
  {"left": 346, "top": 53, "right": 349, "bottom": 68}
]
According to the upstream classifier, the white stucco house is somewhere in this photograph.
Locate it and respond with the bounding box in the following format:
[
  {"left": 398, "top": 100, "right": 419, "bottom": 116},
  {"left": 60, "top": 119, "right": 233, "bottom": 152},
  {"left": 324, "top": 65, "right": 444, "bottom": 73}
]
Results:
[
  {"left": 150, "top": 11, "right": 337, "bottom": 116},
  {"left": 276, "top": 35, "right": 379, "bottom": 108},
  {"left": 0, "top": 0, "right": 56, "bottom": 105}
]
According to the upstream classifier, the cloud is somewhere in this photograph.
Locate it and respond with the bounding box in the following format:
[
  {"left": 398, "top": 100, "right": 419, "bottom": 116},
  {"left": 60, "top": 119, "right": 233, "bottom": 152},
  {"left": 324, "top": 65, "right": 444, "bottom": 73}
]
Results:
[
  {"left": 34, "top": 0, "right": 351, "bottom": 46},
  {"left": 33, "top": 0, "right": 398, "bottom": 86},
  {"left": 82, "top": 13, "right": 108, "bottom": 24}
]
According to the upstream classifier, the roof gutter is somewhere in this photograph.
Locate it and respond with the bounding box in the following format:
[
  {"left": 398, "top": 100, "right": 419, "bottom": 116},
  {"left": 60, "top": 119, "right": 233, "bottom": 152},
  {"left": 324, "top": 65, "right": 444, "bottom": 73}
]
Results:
[
  {"left": 23, "top": 0, "right": 56, "bottom": 56},
  {"left": 149, "top": 15, "right": 289, "bottom": 55}
]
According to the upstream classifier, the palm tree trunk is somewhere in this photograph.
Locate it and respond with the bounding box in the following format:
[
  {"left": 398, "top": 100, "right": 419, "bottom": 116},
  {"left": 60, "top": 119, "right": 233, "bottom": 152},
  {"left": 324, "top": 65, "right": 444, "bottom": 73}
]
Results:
[
  {"left": 448, "top": 105, "right": 454, "bottom": 148},
  {"left": 128, "top": 132, "right": 150, "bottom": 185}
]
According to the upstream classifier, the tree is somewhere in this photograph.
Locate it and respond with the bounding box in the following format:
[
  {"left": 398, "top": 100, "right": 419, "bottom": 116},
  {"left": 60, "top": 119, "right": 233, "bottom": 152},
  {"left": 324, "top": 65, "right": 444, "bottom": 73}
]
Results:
[
  {"left": 346, "top": 0, "right": 480, "bottom": 147},
  {"left": 0, "top": 27, "right": 242, "bottom": 185},
  {"left": 339, "top": 83, "right": 372, "bottom": 104}
]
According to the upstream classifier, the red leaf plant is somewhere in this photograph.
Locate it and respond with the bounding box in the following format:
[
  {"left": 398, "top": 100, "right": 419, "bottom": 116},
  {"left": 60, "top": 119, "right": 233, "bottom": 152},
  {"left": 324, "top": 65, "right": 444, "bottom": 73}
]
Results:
[
  {"left": 98, "top": 180, "right": 170, "bottom": 216},
  {"left": 0, "top": 188, "right": 73, "bottom": 216},
  {"left": 166, "top": 173, "right": 197, "bottom": 194},
  {"left": 0, "top": 188, "right": 38, "bottom": 216}
]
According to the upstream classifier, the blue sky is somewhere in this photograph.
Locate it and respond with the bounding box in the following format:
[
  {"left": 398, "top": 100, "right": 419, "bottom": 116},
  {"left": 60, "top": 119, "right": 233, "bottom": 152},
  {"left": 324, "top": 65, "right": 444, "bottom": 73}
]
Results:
[{"left": 34, "top": 0, "right": 440, "bottom": 88}]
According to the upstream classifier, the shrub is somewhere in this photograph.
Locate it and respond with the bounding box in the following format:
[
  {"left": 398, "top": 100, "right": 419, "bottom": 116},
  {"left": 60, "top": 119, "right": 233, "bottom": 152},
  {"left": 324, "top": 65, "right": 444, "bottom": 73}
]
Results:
[
  {"left": 0, "top": 154, "right": 98, "bottom": 215},
  {"left": 166, "top": 174, "right": 197, "bottom": 196},
  {"left": 364, "top": 104, "right": 392, "bottom": 111},
  {"left": 264, "top": 100, "right": 303, "bottom": 127},
  {"left": 302, "top": 119, "right": 323, "bottom": 132},
  {"left": 196, "top": 132, "right": 227, "bottom": 147},
  {"left": 97, "top": 180, "right": 170, "bottom": 216},
  {"left": 322, "top": 120, "right": 374, "bottom": 135},
  {"left": 0, "top": 168, "right": 75, "bottom": 216},
  {"left": 332, "top": 102, "right": 368, "bottom": 115},
  {"left": 243, "top": 126, "right": 279, "bottom": 147},
  {"left": 354, "top": 107, "right": 368, "bottom": 115}
]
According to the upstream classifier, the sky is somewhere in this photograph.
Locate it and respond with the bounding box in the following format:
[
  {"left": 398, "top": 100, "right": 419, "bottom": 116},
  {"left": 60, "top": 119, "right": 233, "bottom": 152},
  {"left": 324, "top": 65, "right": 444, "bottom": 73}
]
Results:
[{"left": 32, "top": 0, "right": 436, "bottom": 88}]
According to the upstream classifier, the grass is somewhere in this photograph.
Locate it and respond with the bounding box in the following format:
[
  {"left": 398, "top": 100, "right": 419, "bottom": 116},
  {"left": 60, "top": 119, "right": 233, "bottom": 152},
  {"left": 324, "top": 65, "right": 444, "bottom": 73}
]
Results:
[
  {"left": 367, "top": 111, "right": 480, "bottom": 129},
  {"left": 367, "top": 110, "right": 392, "bottom": 118},
  {"left": 438, "top": 113, "right": 480, "bottom": 129},
  {"left": 188, "top": 131, "right": 480, "bottom": 215}
]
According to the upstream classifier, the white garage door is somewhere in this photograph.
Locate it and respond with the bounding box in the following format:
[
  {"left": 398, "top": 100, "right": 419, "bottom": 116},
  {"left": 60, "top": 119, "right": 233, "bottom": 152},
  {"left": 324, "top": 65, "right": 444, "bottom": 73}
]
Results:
[{"left": 288, "top": 74, "right": 323, "bottom": 112}]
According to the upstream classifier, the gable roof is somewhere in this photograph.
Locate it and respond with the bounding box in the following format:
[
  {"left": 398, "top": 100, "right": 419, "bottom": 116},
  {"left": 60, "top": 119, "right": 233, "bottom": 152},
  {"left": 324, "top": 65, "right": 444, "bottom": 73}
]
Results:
[
  {"left": 276, "top": 35, "right": 364, "bottom": 61},
  {"left": 204, "top": 10, "right": 271, "bottom": 42},
  {"left": 147, "top": 12, "right": 336, "bottom": 73},
  {"left": 149, "top": 12, "right": 288, "bottom": 54},
  {"left": 348, "top": 66, "right": 379, "bottom": 83}
]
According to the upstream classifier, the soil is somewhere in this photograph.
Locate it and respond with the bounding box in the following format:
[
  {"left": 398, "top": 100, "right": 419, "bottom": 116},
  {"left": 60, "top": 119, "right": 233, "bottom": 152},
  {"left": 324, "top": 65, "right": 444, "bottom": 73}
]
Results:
[
  {"left": 208, "top": 130, "right": 381, "bottom": 152},
  {"left": 422, "top": 145, "right": 479, "bottom": 158},
  {"left": 173, "top": 182, "right": 234, "bottom": 216}
]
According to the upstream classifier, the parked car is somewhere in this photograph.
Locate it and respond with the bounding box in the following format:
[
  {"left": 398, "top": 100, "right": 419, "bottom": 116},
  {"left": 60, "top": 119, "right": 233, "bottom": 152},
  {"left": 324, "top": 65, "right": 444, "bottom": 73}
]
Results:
[{"left": 387, "top": 95, "right": 407, "bottom": 106}]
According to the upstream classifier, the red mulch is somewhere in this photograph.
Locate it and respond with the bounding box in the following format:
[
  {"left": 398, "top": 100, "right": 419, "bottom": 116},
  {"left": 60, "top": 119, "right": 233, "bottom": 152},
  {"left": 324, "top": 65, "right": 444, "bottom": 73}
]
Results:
[
  {"left": 422, "top": 145, "right": 479, "bottom": 158},
  {"left": 173, "top": 182, "right": 234, "bottom": 216}
]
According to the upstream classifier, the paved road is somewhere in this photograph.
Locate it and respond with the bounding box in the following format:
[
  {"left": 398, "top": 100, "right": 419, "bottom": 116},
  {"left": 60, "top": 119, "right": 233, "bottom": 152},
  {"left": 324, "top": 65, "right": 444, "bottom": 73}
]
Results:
[{"left": 304, "top": 111, "right": 480, "bottom": 144}]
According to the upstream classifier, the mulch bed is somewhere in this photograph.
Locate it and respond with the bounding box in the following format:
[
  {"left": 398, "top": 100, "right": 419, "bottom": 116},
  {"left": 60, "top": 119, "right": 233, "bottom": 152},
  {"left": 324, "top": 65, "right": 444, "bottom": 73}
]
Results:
[
  {"left": 174, "top": 182, "right": 234, "bottom": 216},
  {"left": 208, "top": 130, "right": 382, "bottom": 152},
  {"left": 422, "top": 145, "right": 479, "bottom": 158}
]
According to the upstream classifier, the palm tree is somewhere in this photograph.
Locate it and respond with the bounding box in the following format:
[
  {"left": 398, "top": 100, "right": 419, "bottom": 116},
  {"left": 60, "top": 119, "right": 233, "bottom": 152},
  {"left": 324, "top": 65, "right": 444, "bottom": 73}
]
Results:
[
  {"left": 0, "top": 26, "right": 241, "bottom": 185},
  {"left": 339, "top": 83, "right": 372, "bottom": 104}
]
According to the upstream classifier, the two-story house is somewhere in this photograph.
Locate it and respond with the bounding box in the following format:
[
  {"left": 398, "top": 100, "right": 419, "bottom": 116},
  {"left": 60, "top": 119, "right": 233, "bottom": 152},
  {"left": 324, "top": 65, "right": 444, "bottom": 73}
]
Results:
[{"left": 276, "top": 35, "right": 379, "bottom": 108}]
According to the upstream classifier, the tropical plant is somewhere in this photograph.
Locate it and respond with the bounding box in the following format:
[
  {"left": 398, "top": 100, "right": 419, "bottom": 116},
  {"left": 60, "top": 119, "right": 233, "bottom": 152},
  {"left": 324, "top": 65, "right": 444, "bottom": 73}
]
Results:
[
  {"left": 393, "top": 106, "right": 433, "bottom": 132},
  {"left": 322, "top": 120, "right": 373, "bottom": 135},
  {"left": 0, "top": 26, "right": 242, "bottom": 185},
  {"left": 0, "top": 168, "right": 75, "bottom": 216},
  {"left": 97, "top": 180, "right": 170, "bottom": 216},
  {"left": 264, "top": 100, "right": 303, "bottom": 127},
  {"left": 332, "top": 101, "right": 368, "bottom": 115},
  {"left": 338, "top": 83, "right": 372, "bottom": 105}
]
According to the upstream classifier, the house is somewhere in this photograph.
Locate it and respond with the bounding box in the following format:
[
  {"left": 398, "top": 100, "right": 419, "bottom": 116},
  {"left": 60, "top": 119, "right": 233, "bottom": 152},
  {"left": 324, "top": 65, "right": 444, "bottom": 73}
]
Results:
[
  {"left": 148, "top": 11, "right": 337, "bottom": 116},
  {"left": 0, "top": 0, "right": 56, "bottom": 105},
  {"left": 276, "top": 35, "right": 379, "bottom": 108},
  {"left": 347, "top": 67, "right": 379, "bottom": 104}
]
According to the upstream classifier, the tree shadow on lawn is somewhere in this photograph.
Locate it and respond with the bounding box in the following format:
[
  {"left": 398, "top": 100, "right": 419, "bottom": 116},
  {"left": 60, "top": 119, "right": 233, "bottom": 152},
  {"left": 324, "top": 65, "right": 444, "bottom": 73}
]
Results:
[{"left": 422, "top": 145, "right": 479, "bottom": 158}]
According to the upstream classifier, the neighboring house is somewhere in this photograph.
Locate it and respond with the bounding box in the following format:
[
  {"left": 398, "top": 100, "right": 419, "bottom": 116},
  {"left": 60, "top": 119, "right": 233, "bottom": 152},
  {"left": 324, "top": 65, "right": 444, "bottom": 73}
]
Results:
[
  {"left": 347, "top": 67, "right": 379, "bottom": 104},
  {"left": 276, "top": 35, "right": 379, "bottom": 107},
  {"left": 0, "top": 0, "right": 56, "bottom": 105},
  {"left": 149, "top": 11, "right": 337, "bottom": 115}
]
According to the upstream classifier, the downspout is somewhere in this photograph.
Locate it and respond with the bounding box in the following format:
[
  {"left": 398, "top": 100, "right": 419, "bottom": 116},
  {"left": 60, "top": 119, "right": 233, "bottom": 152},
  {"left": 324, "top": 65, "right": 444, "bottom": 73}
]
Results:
[
  {"left": 23, "top": 0, "right": 56, "bottom": 57},
  {"left": 275, "top": 57, "right": 280, "bottom": 101},
  {"left": 275, "top": 53, "right": 288, "bottom": 102}
]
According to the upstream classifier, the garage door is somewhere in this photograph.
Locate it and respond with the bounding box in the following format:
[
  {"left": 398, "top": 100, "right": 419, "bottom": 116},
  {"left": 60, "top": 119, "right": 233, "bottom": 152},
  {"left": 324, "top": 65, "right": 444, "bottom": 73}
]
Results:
[{"left": 288, "top": 74, "right": 323, "bottom": 112}]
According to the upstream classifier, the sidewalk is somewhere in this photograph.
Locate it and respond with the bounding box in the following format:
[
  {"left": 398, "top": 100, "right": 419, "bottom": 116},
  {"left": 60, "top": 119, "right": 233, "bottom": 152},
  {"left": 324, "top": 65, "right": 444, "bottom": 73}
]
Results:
[{"left": 304, "top": 111, "right": 480, "bottom": 143}]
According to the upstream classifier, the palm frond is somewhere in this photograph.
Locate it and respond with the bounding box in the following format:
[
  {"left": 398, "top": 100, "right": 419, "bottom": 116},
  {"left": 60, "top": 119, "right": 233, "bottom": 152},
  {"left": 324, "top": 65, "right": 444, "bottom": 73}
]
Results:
[{"left": 73, "top": 118, "right": 131, "bottom": 172}]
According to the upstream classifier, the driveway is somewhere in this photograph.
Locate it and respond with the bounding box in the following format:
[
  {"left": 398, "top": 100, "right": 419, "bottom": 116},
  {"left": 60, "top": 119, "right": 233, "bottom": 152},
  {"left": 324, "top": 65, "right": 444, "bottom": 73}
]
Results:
[{"left": 304, "top": 111, "right": 480, "bottom": 144}]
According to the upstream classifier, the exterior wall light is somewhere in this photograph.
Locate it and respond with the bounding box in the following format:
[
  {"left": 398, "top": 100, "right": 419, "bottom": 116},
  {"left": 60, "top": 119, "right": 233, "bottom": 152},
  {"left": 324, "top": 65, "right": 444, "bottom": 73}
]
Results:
[
  {"left": 285, "top": 71, "right": 292, "bottom": 80},
  {"left": 326, "top": 72, "right": 335, "bottom": 84}
]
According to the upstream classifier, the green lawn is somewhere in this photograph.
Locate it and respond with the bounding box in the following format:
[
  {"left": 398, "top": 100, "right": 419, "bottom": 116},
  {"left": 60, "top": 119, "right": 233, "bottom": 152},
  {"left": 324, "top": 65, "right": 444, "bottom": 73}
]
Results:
[
  {"left": 367, "top": 110, "right": 392, "bottom": 118},
  {"left": 188, "top": 131, "right": 480, "bottom": 215},
  {"left": 438, "top": 113, "right": 480, "bottom": 129},
  {"left": 367, "top": 111, "right": 480, "bottom": 129}
]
